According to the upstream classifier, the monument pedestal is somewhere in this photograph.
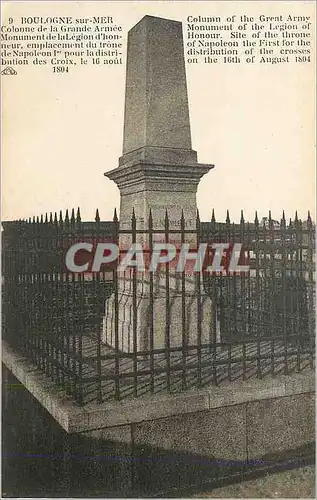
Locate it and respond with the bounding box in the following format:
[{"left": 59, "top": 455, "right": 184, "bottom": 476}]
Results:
[
  {"left": 103, "top": 15, "right": 215, "bottom": 354},
  {"left": 106, "top": 160, "right": 213, "bottom": 231},
  {"left": 103, "top": 273, "right": 219, "bottom": 352},
  {"left": 103, "top": 158, "right": 214, "bottom": 353}
]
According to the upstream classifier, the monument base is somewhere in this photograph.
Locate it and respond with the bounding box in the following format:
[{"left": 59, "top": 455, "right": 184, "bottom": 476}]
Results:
[{"left": 102, "top": 275, "right": 219, "bottom": 353}]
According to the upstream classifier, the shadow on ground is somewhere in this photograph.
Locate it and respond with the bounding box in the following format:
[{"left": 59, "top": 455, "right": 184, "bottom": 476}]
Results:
[{"left": 2, "top": 367, "right": 315, "bottom": 498}]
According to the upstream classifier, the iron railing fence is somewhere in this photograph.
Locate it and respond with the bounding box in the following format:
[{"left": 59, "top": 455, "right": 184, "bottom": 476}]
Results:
[{"left": 2, "top": 208, "right": 315, "bottom": 405}]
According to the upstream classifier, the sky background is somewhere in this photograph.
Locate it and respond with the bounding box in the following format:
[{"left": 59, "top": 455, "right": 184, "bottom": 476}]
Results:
[{"left": 1, "top": 1, "right": 315, "bottom": 223}]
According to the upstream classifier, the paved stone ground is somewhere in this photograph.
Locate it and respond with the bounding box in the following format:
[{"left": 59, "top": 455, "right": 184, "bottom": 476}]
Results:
[
  {"left": 76, "top": 337, "right": 314, "bottom": 403},
  {"left": 192, "top": 465, "right": 315, "bottom": 498}
]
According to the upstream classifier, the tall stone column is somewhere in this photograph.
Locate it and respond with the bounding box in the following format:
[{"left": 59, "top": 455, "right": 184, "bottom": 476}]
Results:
[{"left": 103, "top": 15, "right": 216, "bottom": 352}]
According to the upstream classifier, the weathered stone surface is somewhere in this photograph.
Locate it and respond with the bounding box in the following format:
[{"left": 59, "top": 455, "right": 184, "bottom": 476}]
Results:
[
  {"left": 133, "top": 405, "right": 247, "bottom": 458},
  {"left": 122, "top": 16, "right": 192, "bottom": 157},
  {"left": 3, "top": 341, "right": 314, "bottom": 433},
  {"left": 103, "top": 275, "right": 215, "bottom": 351},
  {"left": 79, "top": 425, "right": 133, "bottom": 495},
  {"left": 103, "top": 15, "right": 214, "bottom": 352},
  {"left": 105, "top": 15, "right": 213, "bottom": 230},
  {"left": 119, "top": 146, "right": 198, "bottom": 168},
  {"left": 208, "top": 376, "right": 287, "bottom": 408},
  {"left": 106, "top": 162, "right": 212, "bottom": 231},
  {"left": 246, "top": 393, "right": 315, "bottom": 459},
  {"left": 82, "top": 424, "right": 132, "bottom": 444},
  {"left": 284, "top": 371, "right": 315, "bottom": 395},
  {"left": 132, "top": 405, "right": 247, "bottom": 494}
]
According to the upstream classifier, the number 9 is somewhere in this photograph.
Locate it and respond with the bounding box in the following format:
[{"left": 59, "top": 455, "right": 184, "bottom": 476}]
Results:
[{"left": 8, "top": 18, "right": 13, "bottom": 24}]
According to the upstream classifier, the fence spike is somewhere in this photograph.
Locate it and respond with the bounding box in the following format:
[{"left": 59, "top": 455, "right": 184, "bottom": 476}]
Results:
[
  {"left": 71, "top": 208, "right": 75, "bottom": 223},
  {"left": 54, "top": 212, "right": 58, "bottom": 224},
  {"left": 148, "top": 209, "right": 153, "bottom": 232},
  {"left": 44, "top": 213, "right": 48, "bottom": 224},
  {"left": 59, "top": 210, "right": 63, "bottom": 223},
  {"left": 40, "top": 214, "right": 43, "bottom": 224},
  {"left": 294, "top": 210, "right": 298, "bottom": 223},
  {"left": 180, "top": 209, "right": 185, "bottom": 231},
  {"left": 65, "top": 209, "right": 69, "bottom": 223},
  {"left": 306, "top": 211, "right": 312, "bottom": 229},
  {"left": 165, "top": 209, "right": 169, "bottom": 229},
  {"left": 211, "top": 208, "right": 215, "bottom": 223},
  {"left": 131, "top": 208, "right": 136, "bottom": 232},
  {"left": 28, "top": 217, "right": 32, "bottom": 224},
  {"left": 49, "top": 212, "right": 53, "bottom": 224},
  {"left": 226, "top": 209, "right": 230, "bottom": 224},
  {"left": 196, "top": 208, "right": 200, "bottom": 224},
  {"left": 280, "top": 211, "right": 286, "bottom": 228},
  {"left": 113, "top": 207, "right": 118, "bottom": 223},
  {"left": 240, "top": 210, "right": 244, "bottom": 224},
  {"left": 95, "top": 208, "right": 100, "bottom": 223},
  {"left": 36, "top": 216, "right": 40, "bottom": 224},
  {"left": 165, "top": 210, "right": 169, "bottom": 231},
  {"left": 254, "top": 211, "right": 259, "bottom": 226},
  {"left": 76, "top": 207, "right": 81, "bottom": 223}
]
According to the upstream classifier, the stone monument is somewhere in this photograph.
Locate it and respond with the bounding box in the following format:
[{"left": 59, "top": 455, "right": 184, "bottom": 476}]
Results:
[{"left": 103, "top": 15, "right": 215, "bottom": 352}]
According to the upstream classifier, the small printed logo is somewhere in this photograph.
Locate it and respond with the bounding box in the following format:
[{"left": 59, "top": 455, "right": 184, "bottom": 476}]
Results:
[{"left": 1, "top": 66, "right": 17, "bottom": 76}]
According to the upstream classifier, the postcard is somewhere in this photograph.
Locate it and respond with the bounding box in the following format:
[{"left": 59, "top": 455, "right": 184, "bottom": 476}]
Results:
[{"left": 1, "top": 1, "right": 315, "bottom": 498}]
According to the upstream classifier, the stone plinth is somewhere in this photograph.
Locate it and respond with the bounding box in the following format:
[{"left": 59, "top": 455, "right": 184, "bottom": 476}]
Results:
[
  {"left": 106, "top": 161, "right": 213, "bottom": 233},
  {"left": 3, "top": 340, "right": 315, "bottom": 434},
  {"left": 3, "top": 345, "right": 314, "bottom": 497},
  {"left": 103, "top": 273, "right": 217, "bottom": 352}
]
